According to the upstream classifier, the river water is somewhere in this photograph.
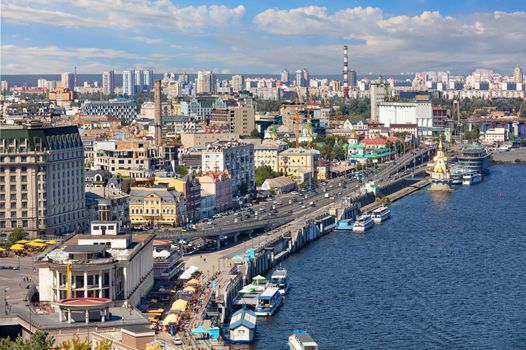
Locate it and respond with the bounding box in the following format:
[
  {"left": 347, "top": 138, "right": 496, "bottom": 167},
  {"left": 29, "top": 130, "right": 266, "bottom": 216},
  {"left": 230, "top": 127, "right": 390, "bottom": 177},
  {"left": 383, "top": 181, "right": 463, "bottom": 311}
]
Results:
[{"left": 243, "top": 165, "right": 526, "bottom": 350}]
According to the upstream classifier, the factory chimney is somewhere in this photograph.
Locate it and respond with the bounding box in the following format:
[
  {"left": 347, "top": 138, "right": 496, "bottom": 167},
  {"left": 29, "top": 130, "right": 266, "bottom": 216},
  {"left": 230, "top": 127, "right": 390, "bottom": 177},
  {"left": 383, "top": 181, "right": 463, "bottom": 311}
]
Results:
[
  {"left": 154, "top": 79, "right": 162, "bottom": 149},
  {"left": 343, "top": 45, "right": 349, "bottom": 101}
]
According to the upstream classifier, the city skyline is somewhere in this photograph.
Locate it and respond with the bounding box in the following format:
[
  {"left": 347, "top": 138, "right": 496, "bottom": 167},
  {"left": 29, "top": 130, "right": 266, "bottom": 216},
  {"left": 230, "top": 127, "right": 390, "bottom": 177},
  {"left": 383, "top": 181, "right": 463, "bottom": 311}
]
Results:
[{"left": 1, "top": 1, "right": 526, "bottom": 75}]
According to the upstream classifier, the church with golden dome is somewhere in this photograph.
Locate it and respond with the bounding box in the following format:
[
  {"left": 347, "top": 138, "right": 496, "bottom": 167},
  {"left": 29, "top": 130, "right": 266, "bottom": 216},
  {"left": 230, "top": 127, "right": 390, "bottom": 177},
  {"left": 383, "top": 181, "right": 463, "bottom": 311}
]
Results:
[{"left": 429, "top": 135, "right": 452, "bottom": 192}]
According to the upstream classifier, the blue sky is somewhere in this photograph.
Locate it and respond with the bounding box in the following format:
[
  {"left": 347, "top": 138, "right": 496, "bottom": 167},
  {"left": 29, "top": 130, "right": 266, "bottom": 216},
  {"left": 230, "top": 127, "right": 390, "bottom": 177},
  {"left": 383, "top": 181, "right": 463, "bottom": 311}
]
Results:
[{"left": 1, "top": 0, "right": 525, "bottom": 75}]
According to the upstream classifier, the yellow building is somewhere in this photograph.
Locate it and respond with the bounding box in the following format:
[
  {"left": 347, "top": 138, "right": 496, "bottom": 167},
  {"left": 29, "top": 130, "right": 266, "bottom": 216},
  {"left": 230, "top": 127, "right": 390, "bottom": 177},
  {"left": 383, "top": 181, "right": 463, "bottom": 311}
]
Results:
[
  {"left": 129, "top": 186, "right": 186, "bottom": 227},
  {"left": 277, "top": 147, "right": 319, "bottom": 185}
]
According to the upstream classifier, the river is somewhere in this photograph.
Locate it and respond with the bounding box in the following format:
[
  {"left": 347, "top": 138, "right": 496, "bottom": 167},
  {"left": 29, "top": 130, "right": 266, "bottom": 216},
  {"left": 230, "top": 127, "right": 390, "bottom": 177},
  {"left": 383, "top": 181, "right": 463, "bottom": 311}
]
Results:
[{"left": 242, "top": 165, "right": 526, "bottom": 349}]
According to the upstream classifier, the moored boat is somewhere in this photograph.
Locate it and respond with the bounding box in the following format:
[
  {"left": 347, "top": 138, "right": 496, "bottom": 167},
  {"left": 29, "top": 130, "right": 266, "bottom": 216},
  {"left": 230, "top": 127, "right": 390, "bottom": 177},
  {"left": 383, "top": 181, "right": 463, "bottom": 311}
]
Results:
[
  {"left": 352, "top": 214, "right": 374, "bottom": 233},
  {"left": 255, "top": 287, "right": 282, "bottom": 316},
  {"left": 271, "top": 267, "right": 289, "bottom": 295},
  {"left": 462, "top": 173, "right": 482, "bottom": 185},
  {"left": 335, "top": 219, "right": 353, "bottom": 231},
  {"left": 371, "top": 206, "right": 391, "bottom": 224},
  {"left": 288, "top": 330, "right": 319, "bottom": 350}
]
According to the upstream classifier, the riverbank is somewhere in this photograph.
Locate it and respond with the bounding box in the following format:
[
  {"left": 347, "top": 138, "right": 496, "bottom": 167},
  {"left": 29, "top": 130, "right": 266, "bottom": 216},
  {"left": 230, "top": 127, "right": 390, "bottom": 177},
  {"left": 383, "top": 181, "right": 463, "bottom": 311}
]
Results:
[{"left": 491, "top": 148, "right": 526, "bottom": 163}]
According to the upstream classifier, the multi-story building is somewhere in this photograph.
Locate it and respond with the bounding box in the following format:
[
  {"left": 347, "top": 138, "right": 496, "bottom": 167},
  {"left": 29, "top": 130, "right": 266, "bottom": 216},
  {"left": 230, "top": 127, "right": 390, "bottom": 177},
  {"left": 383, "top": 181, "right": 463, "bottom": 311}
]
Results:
[
  {"left": 480, "top": 127, "right": 508, "bottom": 143},
  {"left": 0, "top": 122, "right": 87, "bottom": 236},
  {"left": 370, "top": 82, "right": 387, "bottom": 121},
  {"left": 129, "top": 186, "right": 187, "bottom": 227},
  {"left": 38, "top": 222, "right": 154, "bottom": 306},
  {"left": 143, "top": 69, "right": 154, "bottom": 92},
  {"left": 180, "top": 96, "right": 221, "bottom": 122},
  {"left": 295, "top": 70, "right": 304, "bottom": 87},
  {"left": 134, "top": 70, "right": 144, "bottom": 94},
  {"left": 81, "top": 98, "right": 137, "bottom": 122},
  {"left": 152, "top": 239, "right": 183, "bottom": 280},
  {"left": 277, "top": 147, "right": 318, "bottom": 186},
  {"left": 122, "top": 70, "right": 135, "bottom": 96},
  {"left": 154, "top": 176, "right": 201, "bottom": 223},
  {"left": 61, "top": 72, "right": 75, "bottom": 90},
  {"left": 93, "top": 140, "right": 152, "bottom": 176},
  {"left": 102, "top": 71, "right": 115, "bottom": 95},
  {"left": 1, "top": 80, "right": 9, "bottom": 93},
  {"left": 514, "top": 66, "right": 523, "bottom": 84},
  {"left": 231, "top": 75, "right": 244, "bottom": 91},
  {"left": 198, "top": 170, "right": 233, "bottom": 213},
  {"left": 180, "top": 132, "right": 239, "bottom": 148},
  {"left": 378, "top": 101, "right": 433, "bottom": 136},
  {"left": 48, "top": 88, "right": 75, "bottom": 106},
  {"left": 281, "top": 69, "right": 289, "bottom": 84},
  {"left": 196, "top": 71, "right": 214, "bottom": 94},
  {"left": 202, "top": 141, "right": 255, "bottom": 195},
  {"left": 254, "top": 140, "right": 288, "bottom": 172},
  {"left": 210, "top": 98, "right": 256, "bottom": 136}
]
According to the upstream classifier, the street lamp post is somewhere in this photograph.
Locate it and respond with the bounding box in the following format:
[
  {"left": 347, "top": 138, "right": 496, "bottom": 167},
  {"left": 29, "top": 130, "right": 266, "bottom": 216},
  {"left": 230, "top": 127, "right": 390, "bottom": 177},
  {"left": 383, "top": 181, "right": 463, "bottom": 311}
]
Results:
[{"left": 4, "top": 288, "right": 9, "bottom": 315}]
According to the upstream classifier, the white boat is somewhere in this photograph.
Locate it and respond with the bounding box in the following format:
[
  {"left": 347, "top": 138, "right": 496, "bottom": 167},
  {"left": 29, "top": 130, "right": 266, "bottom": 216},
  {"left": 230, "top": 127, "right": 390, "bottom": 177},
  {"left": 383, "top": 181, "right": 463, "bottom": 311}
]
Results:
[
  {"left": 288, "top": 330, "right": 319, "bottom": 350},
  {"left": 371, "top": 206, "right": 391, "bottom": 224},
  {"left": 271, "top": 267, "right": 289, "bottom": 295},
  {"left": 352, "top": 214, "right": 374, "bottom": 232},
  {"left": 255, "top": 287, "right": 282, "bottom": 316},
  {"left": 462, "top": 173, "right": 482, "bottom": 185}
]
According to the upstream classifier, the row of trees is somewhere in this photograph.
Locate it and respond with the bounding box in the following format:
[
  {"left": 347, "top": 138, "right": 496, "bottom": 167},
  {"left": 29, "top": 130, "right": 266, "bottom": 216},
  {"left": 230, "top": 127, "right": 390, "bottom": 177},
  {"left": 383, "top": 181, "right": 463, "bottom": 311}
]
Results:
[
  {"left": 0, "top": 332, "right": 111, "bottom": 350},
  {"left": 255, "top": 166, "right": 282, "bottom": 186}
]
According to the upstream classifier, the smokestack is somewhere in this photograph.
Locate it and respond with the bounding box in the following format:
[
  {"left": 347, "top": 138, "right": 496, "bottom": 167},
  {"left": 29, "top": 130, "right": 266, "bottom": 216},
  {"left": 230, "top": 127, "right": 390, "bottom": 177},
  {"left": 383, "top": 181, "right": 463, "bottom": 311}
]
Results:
[
  {"left": 154, "top": 80, "right": 162, "bottom": 149},
  {"left": 343, "top": 45, "right": 349, "bottom": 101}
]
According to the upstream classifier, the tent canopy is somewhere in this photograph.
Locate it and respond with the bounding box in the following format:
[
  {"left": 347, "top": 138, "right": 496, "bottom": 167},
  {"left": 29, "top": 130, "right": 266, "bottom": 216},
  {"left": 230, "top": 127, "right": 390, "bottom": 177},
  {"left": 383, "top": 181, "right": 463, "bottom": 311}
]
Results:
[
  {"left": 252, "top": 275, "right": 267, "bottom": 281},
  {"left": 186, "top": 278, "right": 200, "bottom": 286},
  {"left": 46, "top": 240, "right": 58, "bottom": 245},
  {"left": 162, "top": 313, "right": 180, "bottom": 326},
  {"left": 153, "top": 249, "right": 171, "bottom": 258},
  {"left": 10, "top": 244, "right": 25, "bottom": 251},
  {"left": 183, "top": 286, "right": 196, "bottom": 293},
  {"left": 16, "top": 240, "right": 30, "bottom": 244},
  {"left": 170, "top": 299, "right": 188, "bottom": 312},
  {"left": 191, "top": 326, "right": 209, "bottom": 334},
  {"left": 179, "top": 266, "right": 198, "bottom": 280}
]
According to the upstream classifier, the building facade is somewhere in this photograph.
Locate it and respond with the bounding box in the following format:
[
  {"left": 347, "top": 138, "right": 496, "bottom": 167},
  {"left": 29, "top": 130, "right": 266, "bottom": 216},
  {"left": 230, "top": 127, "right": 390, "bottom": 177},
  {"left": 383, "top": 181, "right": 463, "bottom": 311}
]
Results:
[
  {"left": 81, "top": 99, "right": 137, "bottom": 122},
  {"left": 102, "top": 71, "right": 115, "bottom": 95},
  {"left": 277, "top": 147, "right": 318, "bottom": 185},
  {"left": 198, "top": 170, "right": 233, "bottom": 213},
  {"left": 129, "top": 186, "right": 187, "bottom": 227},
  {"left": 202, "top": 141, "right": 255, "bottom": 195},
  {"left": 122, "top": 70, "right": 135, "bottom": 96},
  {"left": 0, "top": 123, "right": 87, "bottom": 236}
]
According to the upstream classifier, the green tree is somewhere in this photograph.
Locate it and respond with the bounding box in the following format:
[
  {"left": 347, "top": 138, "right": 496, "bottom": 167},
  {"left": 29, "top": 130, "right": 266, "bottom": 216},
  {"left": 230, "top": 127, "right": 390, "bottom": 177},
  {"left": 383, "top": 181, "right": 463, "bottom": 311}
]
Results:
[
  {"left": 94, "top": 339, "right": 112, "bottom": 350},
  {"left": 8, "top": 227, "right": 28, "bottom": 245},
  {"left": 175, "top": 165, "right": 189, "bottom": 176},
  {"left": 58, "top": 334, "right": 90, "bottom": 350},
  {"left": 255, "top": 166, "right": 281, "bottom": 187},
  {"left": 0, "top": 331, "right": 56, "bottom": 350},
  {"left": 250, "top": 129, "right": 260, "bottom": 138}
]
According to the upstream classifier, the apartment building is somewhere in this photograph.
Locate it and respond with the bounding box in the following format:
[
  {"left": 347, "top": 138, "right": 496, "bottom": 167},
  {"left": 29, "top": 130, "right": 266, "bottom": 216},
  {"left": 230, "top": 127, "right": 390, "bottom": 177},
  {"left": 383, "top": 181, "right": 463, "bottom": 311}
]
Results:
[{"left": 0, "top": 122, "right": 87, "bottom": 236}]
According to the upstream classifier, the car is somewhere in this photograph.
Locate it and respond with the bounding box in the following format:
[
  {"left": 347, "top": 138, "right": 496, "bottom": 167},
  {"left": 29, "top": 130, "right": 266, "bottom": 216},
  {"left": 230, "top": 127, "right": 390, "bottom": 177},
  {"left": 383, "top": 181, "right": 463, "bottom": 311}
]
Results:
[
  {"left": 301, "top": 205, "right": 306, "bottom": 209},
  {"left": 172, "top": 337, "right": 183, "bottom": 345},
  {"left": 207, "top": 221, "right": 213, "bottom": 225}
]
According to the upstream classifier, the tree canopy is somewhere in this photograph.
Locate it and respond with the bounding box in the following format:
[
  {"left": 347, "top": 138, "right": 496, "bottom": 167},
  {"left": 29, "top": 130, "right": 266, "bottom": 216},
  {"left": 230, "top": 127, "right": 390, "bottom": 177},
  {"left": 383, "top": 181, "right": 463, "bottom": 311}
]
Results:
[
  {"left": 255, "top": 166, "right": 282, "bottom": 187},
  {"left": 0, "top": 331, "right": 55, "bottom": 350},
  {"left": 8, "top": 227, "right": 28, "bottom": 245}
]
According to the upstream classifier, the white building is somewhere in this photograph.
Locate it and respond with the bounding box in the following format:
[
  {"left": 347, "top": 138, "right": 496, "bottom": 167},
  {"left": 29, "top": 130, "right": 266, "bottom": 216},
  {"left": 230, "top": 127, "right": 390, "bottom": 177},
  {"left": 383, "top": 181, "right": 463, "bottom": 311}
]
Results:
[
  {"left": 61, "top": 72, "right": 75, "bottom": 90},
  {"left": 480, "top": 127, "right": 508, "bottom": 143},
  {"left": 81, "top": 99, "right": 137, "bottom": 122},
  {"left": 378, "top": 101, "right": 433, "bottom": 136},
  {"left": 231, "top": 75, "right": 244, "bottom": 91},
  {"left": 134, "top": 70, "right": 144, "bottom": 94},
  {"left": 143, "top": 69, "right": 154, "bottom": 92},
  {"left": 201, "top": 141, "right": 255, "bottom": 195},
  {"left": 38, "top": 222, "right": 154, "bottom": 306},
  {"left": 196, "top": 71, "right": 214, "bottom": 94},
  {"left": 102, "top": 71, "right": 115, "bottom": 95},
  {"left": 370, "top": 83, "right": 387, "bottom": 121},
  {"left": 122, "top": 70, "right": 135, "bottom": 96}
]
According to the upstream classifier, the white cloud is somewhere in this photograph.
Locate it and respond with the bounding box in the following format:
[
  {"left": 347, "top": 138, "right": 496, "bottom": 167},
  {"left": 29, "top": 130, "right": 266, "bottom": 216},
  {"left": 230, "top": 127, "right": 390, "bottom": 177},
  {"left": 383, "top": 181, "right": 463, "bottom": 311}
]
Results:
[
  {"left": 133, "top": 36, "right": 162, "bottom": 45},
  {"left": 254, "top": 6, "right": 526, "bottom": 72},
  {"left": 1, "top": 0, "right": 245, "bottom": 32}
]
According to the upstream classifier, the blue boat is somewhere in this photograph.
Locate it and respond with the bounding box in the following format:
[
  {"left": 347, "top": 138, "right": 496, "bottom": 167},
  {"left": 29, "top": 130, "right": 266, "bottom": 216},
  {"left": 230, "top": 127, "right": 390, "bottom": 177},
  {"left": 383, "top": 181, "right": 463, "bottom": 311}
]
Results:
[{"left": 335, "top": 219, "right": 353, "bottom": 231}]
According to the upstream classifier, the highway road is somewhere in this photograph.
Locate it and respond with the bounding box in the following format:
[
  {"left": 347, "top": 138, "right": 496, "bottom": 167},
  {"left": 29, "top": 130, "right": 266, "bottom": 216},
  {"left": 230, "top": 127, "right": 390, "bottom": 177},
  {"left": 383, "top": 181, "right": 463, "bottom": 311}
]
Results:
[{"left": 153, "top": 146, "right": 436, "bottom": 246}]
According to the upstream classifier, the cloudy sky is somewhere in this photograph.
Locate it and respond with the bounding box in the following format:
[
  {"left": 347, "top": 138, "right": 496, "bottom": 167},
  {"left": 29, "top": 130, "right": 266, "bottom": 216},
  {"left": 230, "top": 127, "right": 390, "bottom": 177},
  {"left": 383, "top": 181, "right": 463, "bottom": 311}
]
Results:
[{"left": 1, "top": 0, "right": 525, "bottom": 75}]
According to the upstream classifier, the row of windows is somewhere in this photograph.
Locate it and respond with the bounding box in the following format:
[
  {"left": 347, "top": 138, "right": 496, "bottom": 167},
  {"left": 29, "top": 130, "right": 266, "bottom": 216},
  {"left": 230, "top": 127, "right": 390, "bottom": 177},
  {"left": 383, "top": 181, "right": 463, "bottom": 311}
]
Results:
[{"left": 130, "top": 207, "right": 176, "bottom": 215}]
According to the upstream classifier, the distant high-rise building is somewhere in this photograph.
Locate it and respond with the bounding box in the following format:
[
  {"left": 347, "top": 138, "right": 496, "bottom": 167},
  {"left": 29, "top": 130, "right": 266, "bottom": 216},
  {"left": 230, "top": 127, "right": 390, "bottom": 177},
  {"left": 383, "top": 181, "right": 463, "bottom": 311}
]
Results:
[
  {"left": 231, "top": 75, "right": 244, "bottom": 91},
  {"left": 178, "top": 72, "right": 189, "bottom": 84},
  {"left": 134, "top": 70, "right": 144, "bottom": 94},
  {"left": 303, "top": 68, "right": 310, "bottom": 86},
  {"left": 343, "top": 45, "right": 349, "bottom": 100},
  {"left": 122, "top": 70, "right": 135, "bottom": 96},
  {"left": 370, "top": 82, "right": 386, "bottom": 121},
  {"left": 196, "top": 71, "right": 214, "bottom": 94},
  {"left": 143, "top": 69, "right": 154, "bottom": 92},
  {"left": 281, "top": 69, "right": 289, "bottom": 84},
  {"left": 61, "top": 72, "right": 75, "bottom": 90},
  {"left": 295, "top": 70, "right": 304, "bottom": 87},
  {"left": 1, "top": 80, "right": 9, "bottom": 92},
  {"left": 514, "top": 65, "right": 523, "bottom": 84},
  {"left": 350, "top": 70, "right": 357, "bottom": 87},
  {"left": 102, "top": 70, "right": 115, "bottom": 95}
]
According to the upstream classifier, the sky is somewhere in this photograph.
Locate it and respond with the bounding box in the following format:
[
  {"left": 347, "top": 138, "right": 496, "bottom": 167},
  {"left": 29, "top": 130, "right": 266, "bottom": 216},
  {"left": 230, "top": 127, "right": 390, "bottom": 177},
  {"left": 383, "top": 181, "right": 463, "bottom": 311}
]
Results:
[{"left": 1, "top": 0, "right": 525, "bottom": 75}]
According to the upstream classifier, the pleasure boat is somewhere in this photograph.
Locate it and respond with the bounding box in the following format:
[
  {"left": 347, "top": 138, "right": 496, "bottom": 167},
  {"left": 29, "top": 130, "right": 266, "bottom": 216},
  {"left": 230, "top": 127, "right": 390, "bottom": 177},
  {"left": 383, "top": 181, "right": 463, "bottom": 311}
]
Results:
[
  {"left": 462, "top": 173, "right": 482, "bottom": 185},
  {"left": 352, "top": 214, "right": 374, "bottom": 233},
  {"left": 255, "top": 287, "right": 282, "bottom": 316},
  {"left": 335, "top": 219, "right": 353, "bottom": 231},
  {"left": 288, "top": 330, "right": 319, "bottom": 350},
  {"left": 371, "top": 206, "right": 391, "bottom": 224},
  {"left": 271, "top": 267, "right": 290, "bottom": 295}
]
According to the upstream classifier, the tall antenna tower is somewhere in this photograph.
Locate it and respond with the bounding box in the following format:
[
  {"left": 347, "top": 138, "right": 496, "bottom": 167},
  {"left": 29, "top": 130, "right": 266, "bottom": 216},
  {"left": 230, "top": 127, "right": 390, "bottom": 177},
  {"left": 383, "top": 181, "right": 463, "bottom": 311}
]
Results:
[{"left": 343, "top": 45, "right": 349, "bottom": 102}]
